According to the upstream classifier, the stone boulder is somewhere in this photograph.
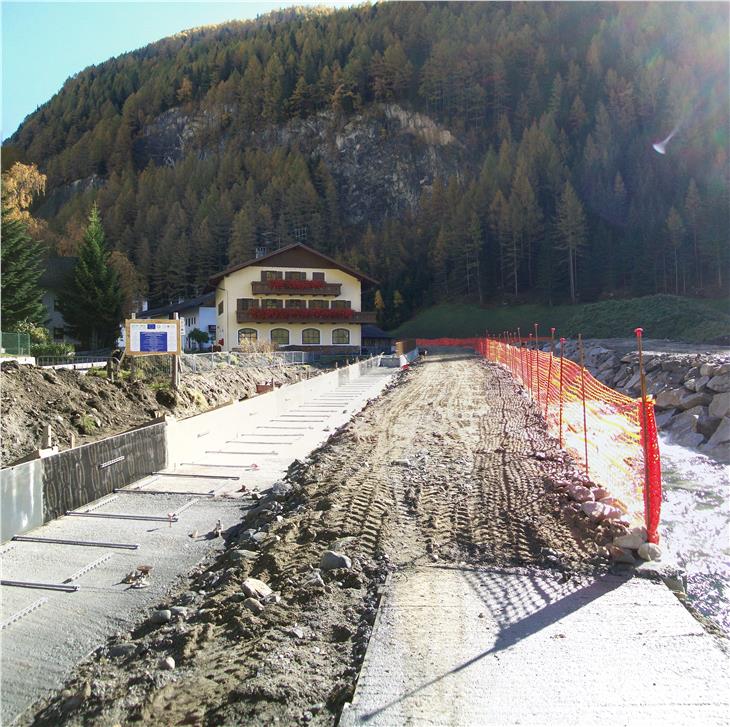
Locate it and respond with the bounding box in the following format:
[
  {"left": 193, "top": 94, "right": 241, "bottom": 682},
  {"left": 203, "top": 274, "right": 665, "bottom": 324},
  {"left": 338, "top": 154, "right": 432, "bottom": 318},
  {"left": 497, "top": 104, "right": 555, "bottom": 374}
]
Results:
[
  {"left": 709, "top": 392, "right": 730, "bottom": 419},
  {"left": 655, "top": 388, "right": 684, "bottom": 410},
  {"left": 701, "top": 417, "right": 730, "bottom": 462},
  {"left": 676, "top": 390, "right": 712, "bottom": 411},
  {"left": 668, "top": 406, "right": 706, "bottom": 435},
  {"left": 707, "top": 374, "right": 730, "bottom": 393}
]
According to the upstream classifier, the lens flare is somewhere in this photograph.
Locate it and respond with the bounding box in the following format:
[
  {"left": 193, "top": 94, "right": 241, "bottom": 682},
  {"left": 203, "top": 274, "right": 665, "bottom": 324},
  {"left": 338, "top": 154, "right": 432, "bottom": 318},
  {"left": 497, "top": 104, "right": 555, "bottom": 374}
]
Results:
[{"left": 653, "top": 124, "right": 680, "bottom": 154}]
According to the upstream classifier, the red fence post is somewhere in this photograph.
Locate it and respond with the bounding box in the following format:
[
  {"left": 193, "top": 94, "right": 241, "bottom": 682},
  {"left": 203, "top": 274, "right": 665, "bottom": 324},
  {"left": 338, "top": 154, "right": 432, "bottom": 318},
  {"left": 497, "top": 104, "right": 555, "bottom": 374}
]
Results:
[
  {"left": 559, "top": 337, "right": 565, "bottom": 448},
  {"left": 517, "top": 328, "right": 524, "bottom": 385},
  {"left": 578, "top": 333, "right": 589, "bottom": 477}
]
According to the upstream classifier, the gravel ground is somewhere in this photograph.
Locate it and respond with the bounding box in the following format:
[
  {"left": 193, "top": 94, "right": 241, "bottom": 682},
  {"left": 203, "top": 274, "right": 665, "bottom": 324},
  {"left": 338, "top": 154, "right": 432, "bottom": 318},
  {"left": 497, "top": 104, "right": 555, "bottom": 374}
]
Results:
[
  {"left": 0, "top": 361, "right": 312, "bottom": 467},
  {"left": 25, "top": 355, "right": 619, "bottom": 726}
]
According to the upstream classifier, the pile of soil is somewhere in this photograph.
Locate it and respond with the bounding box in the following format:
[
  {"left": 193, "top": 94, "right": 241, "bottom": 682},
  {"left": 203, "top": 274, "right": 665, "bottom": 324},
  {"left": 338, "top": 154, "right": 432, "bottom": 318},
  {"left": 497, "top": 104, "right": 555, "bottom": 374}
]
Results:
[
  {"left": 0, "top": 361, "right": 312, "bottom": 467},
  {"left": 26, "top": 356, "right": 619, "bottom": 726}
]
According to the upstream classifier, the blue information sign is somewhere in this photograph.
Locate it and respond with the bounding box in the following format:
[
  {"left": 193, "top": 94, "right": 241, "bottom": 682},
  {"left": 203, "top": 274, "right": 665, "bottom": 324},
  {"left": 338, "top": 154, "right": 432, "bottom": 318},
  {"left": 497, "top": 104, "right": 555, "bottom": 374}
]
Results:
[{"left": 139, "top": 331, "right": 168, "bottom": 353}]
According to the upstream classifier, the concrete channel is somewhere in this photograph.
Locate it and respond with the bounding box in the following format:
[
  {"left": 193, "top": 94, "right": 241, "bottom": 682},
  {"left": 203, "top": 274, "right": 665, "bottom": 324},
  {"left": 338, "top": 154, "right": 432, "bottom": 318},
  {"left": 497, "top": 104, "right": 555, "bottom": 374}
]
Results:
[
  {"left": 341, "top": 566, "right": 730, "bottom": 726},
  {"left": 0, "top": 359, "right": 396, "bottom": 725}
]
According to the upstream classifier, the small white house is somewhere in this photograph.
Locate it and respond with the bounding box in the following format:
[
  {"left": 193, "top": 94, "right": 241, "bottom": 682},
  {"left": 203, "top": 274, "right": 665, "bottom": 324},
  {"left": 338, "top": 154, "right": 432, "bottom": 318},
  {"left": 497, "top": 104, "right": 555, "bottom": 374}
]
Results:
[{"left": 137, "top": 292, "right": 216, "bottom": 351}]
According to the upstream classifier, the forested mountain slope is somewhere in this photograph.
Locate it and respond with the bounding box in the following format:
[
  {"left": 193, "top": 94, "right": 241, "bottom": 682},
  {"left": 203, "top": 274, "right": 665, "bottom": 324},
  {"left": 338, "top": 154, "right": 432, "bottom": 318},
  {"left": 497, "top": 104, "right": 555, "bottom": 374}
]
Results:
[{"left": 6, "top": 2, "right": 729, "bottom": 321}]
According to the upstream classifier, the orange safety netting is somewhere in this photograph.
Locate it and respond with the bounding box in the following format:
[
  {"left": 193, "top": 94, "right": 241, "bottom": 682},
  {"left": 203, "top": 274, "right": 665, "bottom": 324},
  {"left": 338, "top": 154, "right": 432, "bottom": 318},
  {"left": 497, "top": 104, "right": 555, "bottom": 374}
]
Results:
[{"left": 417, "top": 336, "right": 661, "bottom": 542}]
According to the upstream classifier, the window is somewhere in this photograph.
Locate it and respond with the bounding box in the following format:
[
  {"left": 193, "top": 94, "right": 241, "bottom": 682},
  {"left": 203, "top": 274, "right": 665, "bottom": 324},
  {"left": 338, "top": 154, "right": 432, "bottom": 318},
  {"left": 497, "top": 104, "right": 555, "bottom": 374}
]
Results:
[
  {"left": 309, "top": 300, "right": 329, "bottom": 309},
  {"left": 302, "top": 328, "right": 320, "bottom": 345},
  {"left": 208, "top": 325, "right": 216, "bottom": 335},
  {"left": 237, "top": 298, "right": 256, "bottom": 310},
  {"left": 262, "top": 270, "right": 283, "bottom": 281},
  {"left": 333, "top": 328, "right": 350, "bottom": 345},
  {"left": 312, "top": 272, "right": 325, "bottom": 281},
  {"left": 238, "top": 328, "right": 257, "bottom": 343},
  {"left": 286, "top": 299, "right": 306, "bottom": 308},
  {"left": 262, "top": 299, "right": 283, "bottom": 309},
  {"left": 271, "top": 328, "right": 289, "bottom": 346},
  {"left": 332, "top": 300, "right": 351, "bottom": 309},
  {"left": 285, "top": 271, "right": 306, "bottom": 281},
  {"left": 53, "top": 327, "right": 65, "bottom": 341},
  {"left": 218, "top": 301, "right": 224, "bottom": 315}
]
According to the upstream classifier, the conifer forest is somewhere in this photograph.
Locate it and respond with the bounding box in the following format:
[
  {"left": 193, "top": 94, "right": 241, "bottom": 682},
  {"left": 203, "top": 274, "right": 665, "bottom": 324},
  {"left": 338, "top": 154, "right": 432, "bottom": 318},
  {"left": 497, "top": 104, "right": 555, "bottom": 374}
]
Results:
[{"left": 4, "top": 2, "right": 729, "bottom": 323}]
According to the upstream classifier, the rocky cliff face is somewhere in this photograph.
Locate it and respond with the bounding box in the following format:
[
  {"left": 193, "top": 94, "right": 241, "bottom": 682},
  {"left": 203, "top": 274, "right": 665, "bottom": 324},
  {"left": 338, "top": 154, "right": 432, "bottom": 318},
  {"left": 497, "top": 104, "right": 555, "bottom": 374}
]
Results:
[
  {"left": 132, "top": 103, "right": 464, "bottom": 226},
  {"left": 559, "top": 340, "right": 730, "bottom": 462}
]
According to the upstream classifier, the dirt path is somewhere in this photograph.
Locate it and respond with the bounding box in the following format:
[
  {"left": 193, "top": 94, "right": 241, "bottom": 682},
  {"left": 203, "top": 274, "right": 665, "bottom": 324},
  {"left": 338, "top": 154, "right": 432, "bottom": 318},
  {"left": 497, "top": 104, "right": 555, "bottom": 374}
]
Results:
[{"left": 28, "top": 355, "right": 612, "bottom": 727}]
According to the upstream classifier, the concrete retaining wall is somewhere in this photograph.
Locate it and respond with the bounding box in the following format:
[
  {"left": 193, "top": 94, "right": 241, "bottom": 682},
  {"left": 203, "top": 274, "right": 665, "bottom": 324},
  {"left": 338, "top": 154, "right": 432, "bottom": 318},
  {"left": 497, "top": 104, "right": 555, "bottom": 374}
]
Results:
[
  {"left": 1, "top": 357, "right": 383, "bottom": 542},
  {"left": 0, "top": 460, "right": 43, "bottom": 542},
  {"left": 0, "top": 422, "right": 166, "bottom": 542},
  {"left": 166, "top": 356, "right": 382, "bottom": 467},
  {"left": 43, "top": 423, "right": 167, "bottom": 521}
]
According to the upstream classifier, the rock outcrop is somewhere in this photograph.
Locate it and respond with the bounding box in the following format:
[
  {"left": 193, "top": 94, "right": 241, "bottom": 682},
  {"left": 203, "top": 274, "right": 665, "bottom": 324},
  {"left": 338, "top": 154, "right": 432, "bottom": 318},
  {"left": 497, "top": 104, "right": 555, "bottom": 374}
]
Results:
[{"left": 132, "top": 103, "right": 464, "bottom": 227}]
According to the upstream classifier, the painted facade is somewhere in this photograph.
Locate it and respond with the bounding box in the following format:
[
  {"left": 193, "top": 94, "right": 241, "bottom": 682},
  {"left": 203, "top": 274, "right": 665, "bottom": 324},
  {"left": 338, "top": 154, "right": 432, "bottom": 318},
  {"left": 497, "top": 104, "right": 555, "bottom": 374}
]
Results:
[{"left": 209, "top": 244, "right": 377, "bottom": 353}]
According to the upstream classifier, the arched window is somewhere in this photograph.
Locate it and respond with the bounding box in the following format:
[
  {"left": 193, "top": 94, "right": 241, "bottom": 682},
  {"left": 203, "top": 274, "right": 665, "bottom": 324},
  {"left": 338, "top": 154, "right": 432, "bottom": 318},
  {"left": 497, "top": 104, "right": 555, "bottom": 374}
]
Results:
[
  {"left": 270, "top": 328, "right": 289, "bottom": 346},
  {"left": 302, "top": 328, "right": 320, "bottom": 345},
  {"left": 238, "top": 328, "right": 257, "bottom": 344},
  {"left": 332, "top": 328, "right": 350, "bottom": 345}
]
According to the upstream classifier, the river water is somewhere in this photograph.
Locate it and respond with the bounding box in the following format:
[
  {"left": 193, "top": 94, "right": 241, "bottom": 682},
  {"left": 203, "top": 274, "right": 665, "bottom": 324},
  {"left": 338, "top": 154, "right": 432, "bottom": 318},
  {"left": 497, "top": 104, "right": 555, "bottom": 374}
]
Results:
[{"left": 659, "top": 435, "right": 730, "bottom": 633}]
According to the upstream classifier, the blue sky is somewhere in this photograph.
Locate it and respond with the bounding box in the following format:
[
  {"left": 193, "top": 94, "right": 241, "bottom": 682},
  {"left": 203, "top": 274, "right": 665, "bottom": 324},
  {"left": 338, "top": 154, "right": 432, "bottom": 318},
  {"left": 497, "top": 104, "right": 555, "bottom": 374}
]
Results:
[{"left": 2, "top": 1, "right": 349, "bottom": 141}]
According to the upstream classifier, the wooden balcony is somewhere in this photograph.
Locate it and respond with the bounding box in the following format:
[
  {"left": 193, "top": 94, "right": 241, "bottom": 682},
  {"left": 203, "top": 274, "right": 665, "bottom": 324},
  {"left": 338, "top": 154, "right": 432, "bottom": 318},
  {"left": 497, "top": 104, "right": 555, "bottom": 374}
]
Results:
[
  {"left": 251, "top": 280, "right": 342, "bottom": 296},
  {"left": 237, "top": 308, "right": 376, "bottom": 324}
]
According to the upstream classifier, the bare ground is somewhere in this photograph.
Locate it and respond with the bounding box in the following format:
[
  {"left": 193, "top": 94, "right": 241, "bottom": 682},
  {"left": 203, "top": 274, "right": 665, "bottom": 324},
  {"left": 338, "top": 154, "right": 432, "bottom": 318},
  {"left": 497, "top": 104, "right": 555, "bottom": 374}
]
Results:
[
  {"left": 25, "top": 355, "right": 619, "bottom": 727},
  {"left": 0, "top": 360, "right": 312, "bottom": 467}
]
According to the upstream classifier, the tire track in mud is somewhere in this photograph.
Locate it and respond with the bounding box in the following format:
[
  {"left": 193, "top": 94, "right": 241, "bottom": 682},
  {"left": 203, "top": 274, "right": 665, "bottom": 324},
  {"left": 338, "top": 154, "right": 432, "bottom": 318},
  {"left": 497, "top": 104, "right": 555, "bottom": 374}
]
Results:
[{"left": 333, "top": 353, "right": 606, "bottom": 568}]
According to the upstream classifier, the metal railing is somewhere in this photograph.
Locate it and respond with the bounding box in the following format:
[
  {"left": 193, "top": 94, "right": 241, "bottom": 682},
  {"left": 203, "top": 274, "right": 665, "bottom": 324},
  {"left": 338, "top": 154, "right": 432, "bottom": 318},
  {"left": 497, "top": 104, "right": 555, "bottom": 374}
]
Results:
[{"left": 0, "top": 332, "right": 31, "bottom": 356}]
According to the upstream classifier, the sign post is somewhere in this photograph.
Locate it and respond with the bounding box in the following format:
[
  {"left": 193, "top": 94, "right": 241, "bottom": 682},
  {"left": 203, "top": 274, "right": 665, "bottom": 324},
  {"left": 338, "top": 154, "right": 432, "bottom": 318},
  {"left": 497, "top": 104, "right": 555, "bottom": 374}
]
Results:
[{"left": 171, "top": 313, "right": 180, "bottom": 390}]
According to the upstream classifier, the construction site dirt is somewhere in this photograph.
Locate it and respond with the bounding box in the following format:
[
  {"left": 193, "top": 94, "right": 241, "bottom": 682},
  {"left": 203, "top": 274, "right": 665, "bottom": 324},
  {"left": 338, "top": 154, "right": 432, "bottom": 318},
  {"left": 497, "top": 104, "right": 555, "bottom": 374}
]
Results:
[{"left": 26, "top": 354, "right": 622, "bottom": 726}]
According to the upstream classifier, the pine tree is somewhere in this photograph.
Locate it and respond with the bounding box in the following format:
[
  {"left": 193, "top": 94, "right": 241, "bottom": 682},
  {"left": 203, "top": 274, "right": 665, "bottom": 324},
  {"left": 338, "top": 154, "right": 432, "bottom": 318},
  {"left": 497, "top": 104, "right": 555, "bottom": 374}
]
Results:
[
  {"left": 665, "top": 207, "right": 686, "bottom": 295},
  {"left": 57, "top": 204, "right": 123, "bottom": 349},
  {"left": 683, "top": 179, "right": 703, "bottom": 289},
  {"left": 0, "top": 201, "right": 46, "bottom": 329},
  {"left": 555, "top": 182, "right": 587, "bottom": 303}
]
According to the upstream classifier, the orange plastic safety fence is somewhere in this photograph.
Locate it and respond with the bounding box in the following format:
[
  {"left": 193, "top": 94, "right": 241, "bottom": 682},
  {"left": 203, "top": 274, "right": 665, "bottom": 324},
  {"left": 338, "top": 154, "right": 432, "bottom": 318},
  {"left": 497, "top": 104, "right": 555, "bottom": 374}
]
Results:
[
  {"left": 482, "top": 337, "right": 661, "bottom": 542},
  {"left": 418, "top": 336, "right": 661, "bottom": 542}
]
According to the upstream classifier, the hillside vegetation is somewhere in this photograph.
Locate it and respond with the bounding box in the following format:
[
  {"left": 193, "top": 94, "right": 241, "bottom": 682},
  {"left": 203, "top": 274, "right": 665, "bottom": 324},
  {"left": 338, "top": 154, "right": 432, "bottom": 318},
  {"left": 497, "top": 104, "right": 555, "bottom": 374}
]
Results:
[
  {"left": 393, "top": 296, "right": 730, "bottom": 343},
  {"left": 5, "top": 2, "right": 729, "bottom": 323}
]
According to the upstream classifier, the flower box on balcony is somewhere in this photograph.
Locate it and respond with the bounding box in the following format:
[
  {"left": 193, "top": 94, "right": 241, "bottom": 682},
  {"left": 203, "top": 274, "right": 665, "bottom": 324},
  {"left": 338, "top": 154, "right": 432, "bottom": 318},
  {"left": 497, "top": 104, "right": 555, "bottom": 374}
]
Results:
[
  {"left": 255, "top": 307, "right": 355, "bottom": 320},
  {"left": 270, "top": 279, "right": 326, "bottom": 290}
]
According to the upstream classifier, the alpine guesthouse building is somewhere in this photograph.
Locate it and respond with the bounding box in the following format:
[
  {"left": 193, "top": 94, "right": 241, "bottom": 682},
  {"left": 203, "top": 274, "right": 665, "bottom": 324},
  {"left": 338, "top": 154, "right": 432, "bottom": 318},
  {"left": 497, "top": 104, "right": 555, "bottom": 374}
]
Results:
[{"left": 208, "top": 243, "right": 377, "bottom": 354}]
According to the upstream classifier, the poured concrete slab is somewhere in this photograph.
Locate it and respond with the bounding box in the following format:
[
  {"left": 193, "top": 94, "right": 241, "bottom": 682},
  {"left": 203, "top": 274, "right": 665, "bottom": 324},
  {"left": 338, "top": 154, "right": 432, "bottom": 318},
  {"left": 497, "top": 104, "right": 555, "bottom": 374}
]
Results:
[{"left": 342, "top": 566, "right": 730, "bottom": 726}]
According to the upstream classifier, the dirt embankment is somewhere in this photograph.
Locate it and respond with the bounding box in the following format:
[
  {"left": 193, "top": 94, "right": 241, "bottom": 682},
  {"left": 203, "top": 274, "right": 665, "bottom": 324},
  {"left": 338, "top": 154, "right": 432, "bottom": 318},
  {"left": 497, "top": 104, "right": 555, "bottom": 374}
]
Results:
[
  {"left": 27, "top": 356, "right": 617, "bottom": 727},
  {"left": 0, "top": 361, "right": 313, "bottom": 467}
]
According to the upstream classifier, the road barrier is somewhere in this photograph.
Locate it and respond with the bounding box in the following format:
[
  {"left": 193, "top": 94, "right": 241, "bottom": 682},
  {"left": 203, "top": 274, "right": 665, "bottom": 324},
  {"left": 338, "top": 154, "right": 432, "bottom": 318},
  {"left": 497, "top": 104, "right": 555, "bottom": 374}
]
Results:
[{"left": 417, "top": 334, "right": 661, "bottom": 543}]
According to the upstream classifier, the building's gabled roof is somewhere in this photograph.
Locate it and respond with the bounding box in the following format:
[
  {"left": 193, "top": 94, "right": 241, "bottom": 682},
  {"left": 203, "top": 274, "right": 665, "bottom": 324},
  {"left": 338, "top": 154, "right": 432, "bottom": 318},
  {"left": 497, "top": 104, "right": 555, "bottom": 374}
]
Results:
[
  {"left": 207, "top": 242, "right": 378, "bottom": 288},
  {"left": 138, "top": 291, "right": 215, "bottom": 319}
]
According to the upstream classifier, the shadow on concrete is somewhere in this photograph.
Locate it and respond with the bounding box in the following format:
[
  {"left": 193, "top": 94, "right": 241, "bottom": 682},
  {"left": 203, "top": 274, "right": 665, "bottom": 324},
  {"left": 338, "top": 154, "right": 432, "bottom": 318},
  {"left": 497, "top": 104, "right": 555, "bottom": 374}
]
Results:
[{"left": 359, "top": 567, "right": 626, "bottom": 722}]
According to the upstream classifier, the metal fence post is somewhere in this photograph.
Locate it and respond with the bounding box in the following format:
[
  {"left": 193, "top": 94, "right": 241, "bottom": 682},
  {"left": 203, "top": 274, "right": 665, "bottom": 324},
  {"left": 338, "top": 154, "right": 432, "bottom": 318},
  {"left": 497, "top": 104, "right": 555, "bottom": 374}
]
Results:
[
  {"left": 533, "top": 323, "right": 540, "bottom": 406},
  {"left": 559, "top": 337, "right": 565, "bottom": 448},
  {"left": 544, "top": 327, "right": 555, "bottom": 419},
  {"left": 578, "top": 333, "right": 589, "bottom": 477}
]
